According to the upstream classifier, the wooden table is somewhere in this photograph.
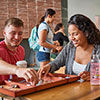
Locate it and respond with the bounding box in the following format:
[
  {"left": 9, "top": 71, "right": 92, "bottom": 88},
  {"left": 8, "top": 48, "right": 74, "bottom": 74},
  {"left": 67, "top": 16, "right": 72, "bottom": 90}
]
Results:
[
  {"left": 22, "top": 81, "right": 100, "bottom": 100},
  {"left": 0, "top": 81, "right": 100, "bottom": 100}
]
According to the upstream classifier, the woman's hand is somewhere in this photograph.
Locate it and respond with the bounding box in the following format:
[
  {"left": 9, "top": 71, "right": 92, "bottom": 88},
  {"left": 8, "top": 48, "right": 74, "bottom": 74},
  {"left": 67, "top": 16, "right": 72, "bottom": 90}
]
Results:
[
  {"left": 53, "top": 40, "right": 60, "bottom": 46},
  {"left": 38, "top": 64, "right": 51, "bottom": 80},
  {"left": 53, "top": 41, "right": 62, "bottom": 53},
  {"left": 79, "top": 71, "right": 90, "bottom": 81},
  {"left": 15, "top": 67, "right": 39, "bottom": 85},
  {"left": 56, "top": 46, "right": 63, "bottom": 53}
]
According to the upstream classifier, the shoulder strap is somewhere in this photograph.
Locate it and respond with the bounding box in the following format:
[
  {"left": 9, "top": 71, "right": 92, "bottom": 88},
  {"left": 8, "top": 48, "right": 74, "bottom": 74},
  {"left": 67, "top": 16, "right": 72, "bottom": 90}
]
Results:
[
  {"left": 36, "top": 26, "right": 39, "bottom": 38},
  {"left": 28, "top": 26, "right": 36, "bottom": 41}
]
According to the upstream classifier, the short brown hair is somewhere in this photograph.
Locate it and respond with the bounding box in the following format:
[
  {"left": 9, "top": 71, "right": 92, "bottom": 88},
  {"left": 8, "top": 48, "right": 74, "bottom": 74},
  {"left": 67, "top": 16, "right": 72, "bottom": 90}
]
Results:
[{"left": 5, "top": 17, "right": 24, "bottom": 28}]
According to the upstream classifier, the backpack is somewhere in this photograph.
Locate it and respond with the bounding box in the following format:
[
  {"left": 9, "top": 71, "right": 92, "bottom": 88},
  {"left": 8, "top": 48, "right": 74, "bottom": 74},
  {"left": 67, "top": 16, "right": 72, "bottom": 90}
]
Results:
[{"left": 28, "top": 22, "right": 49, "bottom": 51}]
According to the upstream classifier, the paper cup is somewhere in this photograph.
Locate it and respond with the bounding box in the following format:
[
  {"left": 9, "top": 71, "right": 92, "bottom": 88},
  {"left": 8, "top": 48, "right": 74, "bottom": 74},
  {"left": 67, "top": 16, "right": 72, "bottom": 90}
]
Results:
[{"left": 16, "top": 60, "right": 27, "bottom": 68}]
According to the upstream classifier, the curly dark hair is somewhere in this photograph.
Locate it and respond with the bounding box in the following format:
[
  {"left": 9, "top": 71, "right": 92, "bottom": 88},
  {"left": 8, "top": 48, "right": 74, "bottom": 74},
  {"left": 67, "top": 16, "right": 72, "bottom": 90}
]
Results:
[{"left": 68, "top": 14, "right": 100, "bottom": 44}]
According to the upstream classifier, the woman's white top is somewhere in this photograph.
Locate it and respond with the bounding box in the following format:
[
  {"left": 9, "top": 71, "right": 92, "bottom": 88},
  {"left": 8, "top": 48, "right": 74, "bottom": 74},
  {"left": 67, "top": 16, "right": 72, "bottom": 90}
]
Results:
[
  {"left": 38, "top": 21, "right": 53, "bottom": 53},
  {"left": 72, "top": 60, "right": 87, "bottom": 75}
]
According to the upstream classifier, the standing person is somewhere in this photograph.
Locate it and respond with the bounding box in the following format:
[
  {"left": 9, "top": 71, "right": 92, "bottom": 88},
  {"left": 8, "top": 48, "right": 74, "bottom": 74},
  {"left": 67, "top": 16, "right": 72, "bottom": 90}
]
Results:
[
  {"left": 38, "top": 14, "right": 100, "bottom": 81},
  {"left": 53, "top": 23, "right": 69, "bottom": 46},
  {"left": 0, "top": 18, "right": 39, "bottom": 85},
  {"left": 28, "top": 16, "right": 45, "bottom": 67},
  {"left": 37, "top": 8, "right": 62, "bottom": 68}
]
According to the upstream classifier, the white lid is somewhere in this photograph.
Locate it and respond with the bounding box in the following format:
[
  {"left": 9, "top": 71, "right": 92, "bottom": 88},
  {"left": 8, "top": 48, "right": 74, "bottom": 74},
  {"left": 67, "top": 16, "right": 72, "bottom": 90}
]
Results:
[{"left": 16, "top": 60, "right": 27, "bottom": 65}]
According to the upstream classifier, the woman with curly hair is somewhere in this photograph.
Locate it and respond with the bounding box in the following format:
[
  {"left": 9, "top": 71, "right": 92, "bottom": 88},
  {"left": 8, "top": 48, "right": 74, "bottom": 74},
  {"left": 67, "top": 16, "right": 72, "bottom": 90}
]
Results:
[{"left": 38, "top": 14, "right": 100, "bottom": 81}]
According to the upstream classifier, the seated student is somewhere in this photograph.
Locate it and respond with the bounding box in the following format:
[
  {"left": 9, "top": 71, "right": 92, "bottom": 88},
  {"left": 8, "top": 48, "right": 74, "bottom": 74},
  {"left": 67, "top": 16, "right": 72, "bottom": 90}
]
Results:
[
  {"left": 53, "top": 23, "right": 69, "bottom": 46},
  {"left": 0, "top": 18, "right": 39, "bottom": 85},
  {"left": 38, "top": 14, "right": 100, "bottom": 81}
]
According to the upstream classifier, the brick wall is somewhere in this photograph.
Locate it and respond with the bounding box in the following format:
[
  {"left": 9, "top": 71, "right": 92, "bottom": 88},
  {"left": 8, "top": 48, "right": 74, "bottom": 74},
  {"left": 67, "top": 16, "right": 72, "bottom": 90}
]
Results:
[{"left": 0, "top": 0, "right": 62, "bottom": 38}]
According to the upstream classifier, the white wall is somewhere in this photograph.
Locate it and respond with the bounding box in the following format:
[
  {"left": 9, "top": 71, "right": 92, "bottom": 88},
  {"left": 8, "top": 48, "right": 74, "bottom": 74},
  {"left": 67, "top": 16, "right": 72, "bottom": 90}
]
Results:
[{"left": 68, "top": 0, "right": 100, "bottom": 23}]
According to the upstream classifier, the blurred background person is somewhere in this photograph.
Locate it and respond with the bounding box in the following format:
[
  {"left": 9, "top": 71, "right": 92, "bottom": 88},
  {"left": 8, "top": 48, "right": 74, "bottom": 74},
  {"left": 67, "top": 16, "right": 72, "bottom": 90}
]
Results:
[
  {"left": 52, "top": 23, "right": 69, "bottom": 57},
  {"left": 53, "top": 23, "right": 69, "bottom": 46}
]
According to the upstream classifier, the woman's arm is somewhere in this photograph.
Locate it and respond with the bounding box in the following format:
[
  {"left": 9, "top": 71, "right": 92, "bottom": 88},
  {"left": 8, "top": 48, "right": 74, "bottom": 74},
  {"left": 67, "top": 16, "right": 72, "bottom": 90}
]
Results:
[
  {"left": 39, "top": 30, "right": 62, "bottom": 52},
  {"left": 49, "top": 45, "right": 68, "bottom": 72}
]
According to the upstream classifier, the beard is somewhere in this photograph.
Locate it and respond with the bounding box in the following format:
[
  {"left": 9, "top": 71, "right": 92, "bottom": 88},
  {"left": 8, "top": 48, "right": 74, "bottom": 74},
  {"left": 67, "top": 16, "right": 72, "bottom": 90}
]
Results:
[
  {"left": 12, "top": 44, "right": 20, "bottom": 47},
  {"left": 5, "top": 37, "right": 22, "bottom": 49}
]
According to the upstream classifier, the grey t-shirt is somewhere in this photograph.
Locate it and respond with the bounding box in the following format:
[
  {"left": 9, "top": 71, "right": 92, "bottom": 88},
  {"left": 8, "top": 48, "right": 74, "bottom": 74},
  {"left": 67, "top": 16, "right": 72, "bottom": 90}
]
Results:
[{"left": 38, "top": 21, "right": 53, "bottom": 53}]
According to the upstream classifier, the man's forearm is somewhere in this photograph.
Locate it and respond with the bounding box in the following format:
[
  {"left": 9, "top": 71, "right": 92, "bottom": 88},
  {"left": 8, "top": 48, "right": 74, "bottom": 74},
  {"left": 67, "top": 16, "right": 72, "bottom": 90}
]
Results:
[{"left": 0, "top": 59, "right": 18, "bottom": 75}]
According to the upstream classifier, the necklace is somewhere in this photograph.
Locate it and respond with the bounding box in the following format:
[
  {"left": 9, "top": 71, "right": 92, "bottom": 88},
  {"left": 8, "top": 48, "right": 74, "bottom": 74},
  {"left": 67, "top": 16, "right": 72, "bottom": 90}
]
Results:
[
  {"left": 7, "top": 49, "right": 17, "bottom": 56},
  {"left": 8, "top": 49, "right": 17, "bottom": 56}
]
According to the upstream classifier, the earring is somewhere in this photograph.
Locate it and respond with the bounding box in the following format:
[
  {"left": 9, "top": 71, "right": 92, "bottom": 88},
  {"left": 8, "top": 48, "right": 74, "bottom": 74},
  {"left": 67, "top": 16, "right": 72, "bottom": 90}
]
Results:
[{"left": 86, "top": 33, "right": 88, "bottom": 37}]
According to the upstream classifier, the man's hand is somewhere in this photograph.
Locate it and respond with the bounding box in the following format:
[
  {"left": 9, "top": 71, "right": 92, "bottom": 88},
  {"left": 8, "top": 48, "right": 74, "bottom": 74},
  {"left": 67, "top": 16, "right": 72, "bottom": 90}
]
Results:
[{"left": 15, "top": 67, "right": 39, "bottom": 85}]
